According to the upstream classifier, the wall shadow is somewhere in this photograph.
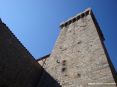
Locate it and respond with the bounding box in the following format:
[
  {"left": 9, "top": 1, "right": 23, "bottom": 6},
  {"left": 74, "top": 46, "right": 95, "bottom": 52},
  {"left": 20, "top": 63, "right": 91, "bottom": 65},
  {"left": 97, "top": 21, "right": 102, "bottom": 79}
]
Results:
[{"left": 37, "top": 68, "right": 61, "bottom": 87}]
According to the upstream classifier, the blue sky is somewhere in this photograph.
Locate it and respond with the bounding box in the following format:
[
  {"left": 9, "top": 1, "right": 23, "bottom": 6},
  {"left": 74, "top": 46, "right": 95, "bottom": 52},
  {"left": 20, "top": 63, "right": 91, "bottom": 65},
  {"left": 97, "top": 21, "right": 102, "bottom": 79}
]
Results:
[{"left": 0, "top": 0, "right": 117, "bottom": 70}]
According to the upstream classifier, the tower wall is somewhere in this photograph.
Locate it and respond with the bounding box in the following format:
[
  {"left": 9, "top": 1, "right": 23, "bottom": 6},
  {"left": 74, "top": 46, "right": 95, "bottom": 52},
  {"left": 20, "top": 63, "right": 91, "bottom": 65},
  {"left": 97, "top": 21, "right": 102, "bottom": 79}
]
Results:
[{"left": 39, "top": 8, "right": 116, "bottom": 87}]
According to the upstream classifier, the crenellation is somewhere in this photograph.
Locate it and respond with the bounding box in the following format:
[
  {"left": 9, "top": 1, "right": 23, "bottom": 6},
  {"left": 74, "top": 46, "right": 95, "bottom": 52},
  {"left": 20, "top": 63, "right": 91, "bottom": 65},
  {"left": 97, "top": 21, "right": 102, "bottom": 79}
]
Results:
[{"left": 60, "top": 8, "right": 92, "bottom": 28}]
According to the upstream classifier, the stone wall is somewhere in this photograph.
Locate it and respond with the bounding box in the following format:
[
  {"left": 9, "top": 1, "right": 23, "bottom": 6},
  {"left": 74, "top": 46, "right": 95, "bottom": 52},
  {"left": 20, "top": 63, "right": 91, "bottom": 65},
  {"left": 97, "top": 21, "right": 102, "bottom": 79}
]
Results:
[
  {"left": 0, "top": 20, "right": 42, "bottom": 87},
  {"left": 38, "top": 8, "right": 117, "bottom": 87}
]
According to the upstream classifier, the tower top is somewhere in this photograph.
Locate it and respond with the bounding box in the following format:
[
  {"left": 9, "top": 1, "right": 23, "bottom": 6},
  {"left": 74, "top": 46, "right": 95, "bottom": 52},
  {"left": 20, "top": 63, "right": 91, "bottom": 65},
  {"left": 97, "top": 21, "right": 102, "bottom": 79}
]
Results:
[
  {"left": 60, "top": 8, "right": 92, "bottom": 28},
  {"left": 60, "top": 8, "right": 105, "bottom": 41}
]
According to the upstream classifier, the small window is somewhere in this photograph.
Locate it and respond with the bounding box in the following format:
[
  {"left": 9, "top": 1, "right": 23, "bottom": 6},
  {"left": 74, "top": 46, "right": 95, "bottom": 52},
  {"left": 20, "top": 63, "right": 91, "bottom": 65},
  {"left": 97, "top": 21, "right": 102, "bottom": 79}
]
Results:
[
  {"left": 62, "top": 60, "right": 66, "bottom": 66},
  {"left": 61, "top": 67, "right": 66, "bottom": 72}
]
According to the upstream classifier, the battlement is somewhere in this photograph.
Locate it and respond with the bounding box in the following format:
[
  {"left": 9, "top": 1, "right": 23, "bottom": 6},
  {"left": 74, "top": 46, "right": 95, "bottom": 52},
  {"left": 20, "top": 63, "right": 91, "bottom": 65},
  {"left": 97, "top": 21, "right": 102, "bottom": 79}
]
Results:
[
  {"left": 60, "top": 8, "right": 92, "bottom": 28},
  {"left": 60, "top": 8, "right": 105, "bottom": 41}
]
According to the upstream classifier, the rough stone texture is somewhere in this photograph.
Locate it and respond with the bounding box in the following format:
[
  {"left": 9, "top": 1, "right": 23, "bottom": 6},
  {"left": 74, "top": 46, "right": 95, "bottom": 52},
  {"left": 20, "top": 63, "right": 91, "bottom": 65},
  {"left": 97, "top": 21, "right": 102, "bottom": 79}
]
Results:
[
  {"left": 38, "top": 8, "right": 117, "bottom": 87},
  {"left": 37, "top": 54, "right": 62, "bottom": 87},
  {"left": 0, "top": 20, "right": 42, "bottom": 87}
]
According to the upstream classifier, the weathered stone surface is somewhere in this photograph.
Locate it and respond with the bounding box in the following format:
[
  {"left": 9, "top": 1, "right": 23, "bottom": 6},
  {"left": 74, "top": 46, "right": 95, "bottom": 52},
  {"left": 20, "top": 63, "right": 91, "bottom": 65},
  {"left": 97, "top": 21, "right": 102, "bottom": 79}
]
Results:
[{"left": 38, "top": 8, "right": 117, "bottom": 87}]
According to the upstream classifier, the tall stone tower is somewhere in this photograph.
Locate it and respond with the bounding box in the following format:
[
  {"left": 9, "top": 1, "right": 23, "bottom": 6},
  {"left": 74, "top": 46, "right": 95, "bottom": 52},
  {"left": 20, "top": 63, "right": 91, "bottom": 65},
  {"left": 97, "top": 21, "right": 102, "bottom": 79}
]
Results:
[{"left": 38, "top": 8, "right": 117, "bottom": 87}]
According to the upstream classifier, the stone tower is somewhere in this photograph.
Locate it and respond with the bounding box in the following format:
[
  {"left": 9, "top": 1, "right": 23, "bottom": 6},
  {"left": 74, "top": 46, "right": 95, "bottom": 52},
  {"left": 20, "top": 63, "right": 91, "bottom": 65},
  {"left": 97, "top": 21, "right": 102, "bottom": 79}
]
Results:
[{"left": 38, "top": 8, "right": 117, "bottom": 87}]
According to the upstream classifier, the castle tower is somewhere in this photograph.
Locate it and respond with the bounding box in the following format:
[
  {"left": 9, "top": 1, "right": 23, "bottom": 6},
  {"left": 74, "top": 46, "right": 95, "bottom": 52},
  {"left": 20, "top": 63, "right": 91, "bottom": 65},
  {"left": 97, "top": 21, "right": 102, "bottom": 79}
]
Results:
[{"left": 38, "top": 8, "right": 117, "bottom": 87}]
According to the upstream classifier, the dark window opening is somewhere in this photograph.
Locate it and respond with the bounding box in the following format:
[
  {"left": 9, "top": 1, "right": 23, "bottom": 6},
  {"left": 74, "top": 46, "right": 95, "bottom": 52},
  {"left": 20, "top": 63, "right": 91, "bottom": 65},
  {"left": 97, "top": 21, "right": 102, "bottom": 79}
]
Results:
[
  {"left": 62, "top": 60, "right": 66, "bottom": 66},
  {"left": 61, "top": 67, "right": 66, "bottom": 72}
]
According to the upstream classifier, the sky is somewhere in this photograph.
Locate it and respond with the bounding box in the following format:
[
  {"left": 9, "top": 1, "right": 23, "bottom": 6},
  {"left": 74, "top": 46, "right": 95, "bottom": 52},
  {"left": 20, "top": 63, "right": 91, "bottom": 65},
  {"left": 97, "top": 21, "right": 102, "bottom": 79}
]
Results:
[{"left": 0, "top": 0, "right": 117, "bottom": 70}]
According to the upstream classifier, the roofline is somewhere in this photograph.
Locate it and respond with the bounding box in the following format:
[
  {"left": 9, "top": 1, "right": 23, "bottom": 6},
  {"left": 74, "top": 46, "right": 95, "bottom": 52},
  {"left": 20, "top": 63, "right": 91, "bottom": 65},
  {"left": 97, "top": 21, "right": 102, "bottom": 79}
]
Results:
[
  {"left": 36, "top": 54, "right": 51, "bottom": 61},
  {"left": 60, "top": 8, "right": 105, "bottom": 41},
  {"left": 60, "top": 8, "right": 92, "bottom": 28}
]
